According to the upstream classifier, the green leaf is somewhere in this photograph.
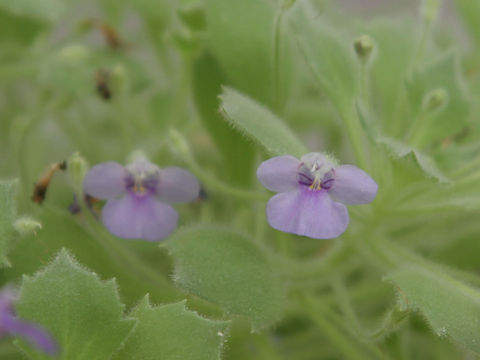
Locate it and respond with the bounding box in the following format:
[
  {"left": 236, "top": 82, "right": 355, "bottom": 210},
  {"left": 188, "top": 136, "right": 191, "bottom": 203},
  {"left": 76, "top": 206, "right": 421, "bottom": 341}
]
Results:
[
  {"left": 166, "top": 226, "right": 284, "bottom": 331},
  {"left": 377, "top": 136, "right": 449, "bottom": 183},
  {"left": 406, "top": 55, "right": 469, "bottom": 146},
  {"left": 385, "top": 265, "right": 480, "bottom": 354},
  {"left": 115, "top": 297, "right": 228, "bottom": 360},
  {"left": 290, "top": 3, "right": 357, "bottom": 110},
  {"left": 219, "top": 87, "right": 307, "bottom": 158},
  {"left": 192, "top": 53, "right": 255, "bottom": 186},
  {"left": 203, "top": 0, "right": 275, "bottom": 105},
  {"left": 16, "top": 249, "right": 135, "bottom": 360},
  {"left": 0, "top": 0, "right": 66, "bottom": 22},
  {"left": 0, "top": 180, "right": 18, "bottom": 267}
]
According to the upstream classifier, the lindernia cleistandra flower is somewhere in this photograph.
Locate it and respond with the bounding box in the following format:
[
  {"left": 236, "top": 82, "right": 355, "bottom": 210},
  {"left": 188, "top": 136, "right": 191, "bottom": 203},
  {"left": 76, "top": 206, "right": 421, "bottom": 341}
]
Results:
[
  {"left": 83, "top": 155, "right": 200, "bottom": 241},
  {"left": 0, "top": 288, "right": 58, "bottom": 355},
  {"left": 257, "top": 152, "right": 378, "bottom": 239}
]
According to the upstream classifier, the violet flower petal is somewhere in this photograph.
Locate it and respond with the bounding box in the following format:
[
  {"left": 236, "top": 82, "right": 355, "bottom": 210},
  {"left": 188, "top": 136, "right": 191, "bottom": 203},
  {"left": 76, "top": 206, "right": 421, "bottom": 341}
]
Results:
[
  {"left": 266, "top": 189, "right": 349, "bottom": 239},
  {"left": 102, "top": 194, "right": 178, "bottom": 241},
  {"left": 83, "top": 162, "right": 127, "bottom": 199},
  {"left": 328, "top": 165, "right": 378, "bottom": 205},
  {"left": 256, "top": 155, "right": 301, "bottom": 193},
  {"left": 156, "top": 167, "right": 200, "bottom": 203},
  {"left": 2, "top": 315, "right": 58, "bottom": 355}
]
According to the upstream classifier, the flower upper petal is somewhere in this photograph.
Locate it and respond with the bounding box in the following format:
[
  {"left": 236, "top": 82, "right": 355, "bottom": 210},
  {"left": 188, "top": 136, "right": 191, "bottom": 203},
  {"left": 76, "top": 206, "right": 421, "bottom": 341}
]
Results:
[
  {"left": 328, "top": 165, "right": 378, "bottom": 205},
  {"left": 257, "top": 155, "right": 301, "bottom": 192},
  {"left": 266, "top": 189, "right": 349, "bottom": 239},
  {"left": 102, "top": 195, "right": 178, "bottom": 241},
  {"left": 156, "top": 167, "right": 200, "bottom": 203},
  {"left": 2, "top": 315, "right": 58, "bottom": 355},
  {"left": 83, "top": 162, "right": 127, "bottom": 199}
]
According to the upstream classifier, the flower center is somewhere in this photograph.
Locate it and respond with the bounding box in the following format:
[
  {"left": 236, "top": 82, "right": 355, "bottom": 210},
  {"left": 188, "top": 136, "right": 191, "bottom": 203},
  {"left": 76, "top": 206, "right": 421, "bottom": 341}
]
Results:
[
  {"left": 125, "top": 172, "right": 160, "bottom": 196},
  {"left": 297, "top": 158, "right": 335, "bottom": 191}
]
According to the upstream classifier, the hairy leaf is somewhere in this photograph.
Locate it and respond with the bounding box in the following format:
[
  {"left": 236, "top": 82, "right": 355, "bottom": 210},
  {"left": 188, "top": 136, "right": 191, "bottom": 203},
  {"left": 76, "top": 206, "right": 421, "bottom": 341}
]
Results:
[
  {"left": 115, "top": 297, "right": 228, "bottom": 360},
  {"left": 220, "top": 87, "right": 307, "bottom": 158},
  {"left": 16, "top": 249, "right": 135, "bottom": 360},
  {"left": 166, "top": 226, "right": 284, "bottom": 331}
]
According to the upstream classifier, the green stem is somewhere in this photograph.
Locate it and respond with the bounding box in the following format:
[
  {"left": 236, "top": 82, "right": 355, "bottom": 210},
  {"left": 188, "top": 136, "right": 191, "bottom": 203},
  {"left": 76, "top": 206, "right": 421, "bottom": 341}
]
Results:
[
  {"left": 181, "top": 154, "right": 268, "bottom": 201},
  {"left": 342, "top": 105, "right": 368, "bottom": 170},
  {"left": 359, "top": 62, "right": 369, "bottom": 108},
  {"left": 302, "top": 295, "right": 383, "bottom": 360},
  {"left": 331, "top": 273, "right": 362, "bottom": 335}
]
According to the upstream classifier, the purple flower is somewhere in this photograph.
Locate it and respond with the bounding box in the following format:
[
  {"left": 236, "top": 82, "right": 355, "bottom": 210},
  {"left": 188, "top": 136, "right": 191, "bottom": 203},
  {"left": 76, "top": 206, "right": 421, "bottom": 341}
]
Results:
[
  {"left": 83, "top": 156, "right": 200, "bottom": 241},
  {"left": 257, "top": 152, "right": 378, "bottom": 239},
  {"left": 0, "top": 288, "right": 58, "bottom": 356}
]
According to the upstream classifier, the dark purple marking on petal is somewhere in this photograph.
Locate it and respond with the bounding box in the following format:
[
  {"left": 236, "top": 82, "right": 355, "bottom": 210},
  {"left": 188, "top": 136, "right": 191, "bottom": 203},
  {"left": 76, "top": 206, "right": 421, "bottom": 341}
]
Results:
[
  {"left": 101, "top": 194, "right": 178, "bottom": 241},
  {"left": 83, "top": 162, "right": 127, "bottom": 200},
  {"left": 328, "top": 165, "right": 378, "bottom": 205},
  {"left": 266, "top": 188, "right": 349, "bottom": 239},
  {"left": 297, "top": 172, "right": 314, "bottom": 187}
]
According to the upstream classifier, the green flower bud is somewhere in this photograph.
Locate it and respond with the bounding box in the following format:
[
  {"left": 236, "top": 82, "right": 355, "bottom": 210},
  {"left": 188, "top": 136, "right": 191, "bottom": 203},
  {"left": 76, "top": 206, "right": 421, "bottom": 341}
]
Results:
[
  {"left": 423, "top": 88, "right": 448, "bottom": 112},
  {"left": 281, "top": 0, "right": 296, "bottom": 9},
  {"left": 354, "top": 35, "right": 374, "bottom": 62},
  {"left": 422, "top": 0, "right": 440, "bottom": 24},
  {"left": 14, "top": 217, "right": 42, "bottom": 236},
  {"left": 68, "top": 152, "right": 89, "bottom": 193},
  {"left": 58, "top": 44, "right": 89, "bottom": 64},
  {"left": 169, "top": 129, "right": 191, "bottom": 159},
  {"left": 178, "top": 5, "right": 206, "bottom": 31}
]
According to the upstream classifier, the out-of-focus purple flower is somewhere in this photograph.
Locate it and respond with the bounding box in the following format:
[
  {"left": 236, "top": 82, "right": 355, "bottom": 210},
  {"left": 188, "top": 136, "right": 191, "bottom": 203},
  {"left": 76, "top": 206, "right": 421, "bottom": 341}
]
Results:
[
  {"left": 83, "top": 155, "right": 200, "bottom": 241},
  {"left": 257, "top": 152, "right": 378, "bottom": 239},
  {"left": 0, "top": 288, "right": 58, "bottom": 356}
]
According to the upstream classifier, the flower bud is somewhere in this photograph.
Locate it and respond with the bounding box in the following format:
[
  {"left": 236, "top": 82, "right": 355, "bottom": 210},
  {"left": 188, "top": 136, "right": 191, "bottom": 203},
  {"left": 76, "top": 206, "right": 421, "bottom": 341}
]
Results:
[
  {"left": 178, "top": 5, "right": 206, "bottom": 31},
  {"left": 58, "top": 44, "right": 89, "bottom": 64},
  {"left": 111, "top": 64, "right": 128, "bottom": 94},
  {"left": 68, "top": 152, "right": 89, "bottom": 193},
  {"left": 423, "top": 88, "right": 448, "bottom": 112},
  {"left": 14, "top": 217, "right": 42, "bottom": 236},
  {"left": 422, "top": 0, "right": 440, "bottom": 24},
  {"left": 281, "top": 0, "right": 296, "bottom": 9},
  {"left": 169, "top": 129, "right": 192, "bottom": 158},
  {"left": 354, "top": 35, "right": 374, "bottom": 63}
]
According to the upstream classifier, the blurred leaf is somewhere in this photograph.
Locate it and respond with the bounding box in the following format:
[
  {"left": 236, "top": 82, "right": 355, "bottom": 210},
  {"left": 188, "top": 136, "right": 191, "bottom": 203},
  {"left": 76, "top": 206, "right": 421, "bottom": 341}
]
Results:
[
  {"left": 203, "top": 0, "right": 275, "bottom": 105},
  {"left": 192, "top": 53, "right": 255, "bottom": 186},
  {"left": 291, "top": 3, "right": 357, "bottom": 111},
  {"left": 377, "top": 136, "right": 449, "bottom": 183},
  {"left": 0, "top": 0, "right": 66, "bottom": 22},
  {"left": 166, "top": 226, "right": 284, "bottom": 331},
  {"left": 0, "top": 9, "right": 47, "bottom": 45},
  {"left": 406, "top": 55, "right": 469, "bottom": 146},
  {"left": 16, "top": 249, "right": 135, "bottom": 360},
  {"left": 219, "top": 87, "right": 307, "bottom": 157},
  {"left": 115, "top": 297, "right": 228, "bottom": 360},
  {"left": 455, "top": 0, "right": 480, "bottom": 49},
  {"left": 0, "top": 180, "right": 18, "bottom": 267},
  {"left": 386, "top": 265, "right": 480, "bottom": 354}
]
